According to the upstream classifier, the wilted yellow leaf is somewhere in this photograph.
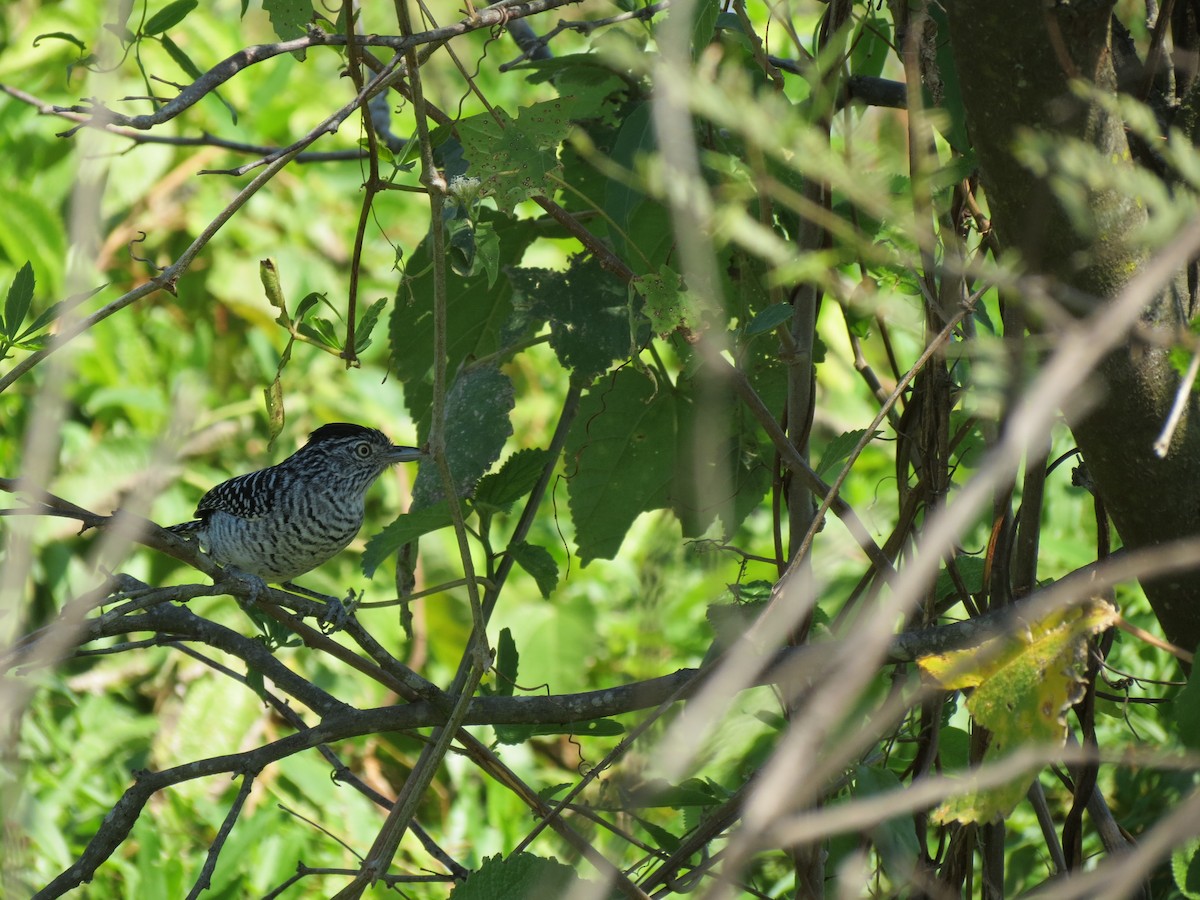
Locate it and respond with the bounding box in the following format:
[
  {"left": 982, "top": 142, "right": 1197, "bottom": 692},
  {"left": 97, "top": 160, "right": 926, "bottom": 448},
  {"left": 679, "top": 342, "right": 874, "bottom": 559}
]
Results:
[{"left": 919, "top": 600, "right": 1118, "bottom": 824}]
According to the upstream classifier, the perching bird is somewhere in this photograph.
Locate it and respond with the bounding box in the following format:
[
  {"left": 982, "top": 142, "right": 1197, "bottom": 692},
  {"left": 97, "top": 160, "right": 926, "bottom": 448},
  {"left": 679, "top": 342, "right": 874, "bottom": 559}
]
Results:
[{"left": 169, "top": 423, "right": 421, "bottom": 616}]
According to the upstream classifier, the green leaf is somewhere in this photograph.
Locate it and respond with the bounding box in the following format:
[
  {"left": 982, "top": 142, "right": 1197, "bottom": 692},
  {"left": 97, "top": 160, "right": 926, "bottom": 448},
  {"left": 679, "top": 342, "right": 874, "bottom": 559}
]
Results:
[
  {"left": 447, "top": 217, "right": 476, "bottom": 277},
  {"left": 298, "top": 317, "right": 340, "bottom": 350},
  {"left": 565, "top": 369, "right": 677, "bottom": 563},
  {"left": 0, "top": 187, "right": 67, "bottom": 300},
  {"left": 142, "top": 0, "right": 198, "bottom": 35},
  {"left": 508, "top": 256, "right": 639, "bottom": 380},
  {"left": 449, "top": 853, "right": 596, "bottom": 899},
  {"left": 853, "top": 766, "right": 922, "bottom": 882},
  {"left": 262, "top": 0, "right": 312, "bottom": 53},
  {"left": 604, "top": 103, "right": 669, "bottom": 272},
  {"left": 1170, "top": 661, "right": 1200, "bottom": 751},
  {"left": 263, "top": 377, "right": 285, "bottom": 444},
  {"left": 391, "top": 210, "right": 540, "bottom": 428},
  {"left": 474, "top": 448, "right": 551, "bottom": 514},
  {"left": 411, "top": 365, "right": 515, "bottom": 507},
  {"left": 32, "top": 32, "right": 88, "bottom": 52},
  {"left": 1174, "top": 837, "right": 1200, "bottom": 900},
  {"left": 508, "top": 541, "right": 559, "bottom": 599},
  {"left": 260, "top": 258, "right": 288, "bottom": 326},
  {"left": 361, "top": 503, "right": 453, "bottom": 577},
  {"left": 3, "top": 262, "right": 34, "bottom": 341},
  {"left": 354, "top": 297, "right": 387, "bottom": 354},
  {"left": 295, "top": 291, "right": 322, "bottom": 322},
  {"left": 637, "top": 265, "right": 697, "bottom": 335},
  {"left": 691, "top": 0, "right": 719, "bottom": 59},
  {"left": 492, "top": 627, "right": 519, "bottom": 697},
  {"left": 814, "top": 428, "right": 880, "bottom": 479},
  {"left": 934, "top": 554, "right": 987, "bottom": 603},
  {"left": 744, "top": 302, "right": 793, "bottom": 337},
  {"left": 458, "top": 101, "right": 573, "bottom": 213},
  {"left": 850, "top": 14, "right": 893, "bottom": 81}
]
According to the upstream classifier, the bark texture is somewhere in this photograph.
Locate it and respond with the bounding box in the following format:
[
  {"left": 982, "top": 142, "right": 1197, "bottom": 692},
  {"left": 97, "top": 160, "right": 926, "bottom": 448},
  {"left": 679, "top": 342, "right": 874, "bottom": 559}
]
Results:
[{"left": 948, "top": 0, "right": 1200, "bottom": 653}]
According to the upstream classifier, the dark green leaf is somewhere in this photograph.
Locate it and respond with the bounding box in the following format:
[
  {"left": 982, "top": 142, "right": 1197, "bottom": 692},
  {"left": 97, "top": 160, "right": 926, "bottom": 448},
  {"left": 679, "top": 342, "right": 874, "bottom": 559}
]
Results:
[
  {"left": 411, "top": 365, "right": 515, "bottom": 506},
  {"left": 17, "top": 283, "right": 104, "bottom": 342},
  {"left": 474, "top": 449, "right": 551, "bottom": 514},
  {"left": 295, "top": 291, "right": 322, "bottom": 322},
  {"left": 565, "top": 369, "right": 677, "bottom": 563},
  {"left": 637, "top": 817, "right": 681, "bottom": 852},
  {"left": 934, "top": 554, "right": 987, "bottom": 602},
  {"left": 447, "top": 218, "right": 476, "bottom": 277},
  {"left": 32, "top": 32, "right": 88, "bottom": 52},
  {"left": 3, "top": 262, "right": 35, "bottom": 341},
  {"left": 362, "top": 503, "right": 453, "bottom": 578},
  {"left": 744, "top": 302, "right": 794, "bottom": 337},
  {"left": 391, "top": 210, "right": 539, "bottom": 429},
  {"left": 507, "top": 256, "right": 640, "bottom": 380},
  {"left": 448, "top": 853, "right": 595, "bottom": 898},
  {"left": 493, "top": 628, "right": 519, "bottom": 697},
  {"left": 354, "top": 297, "right": 388, "bottom": 354},
  {"left": 298, "top": 317, "right": 341, "bottom": 349},
  {"left": 691, "top": 0, "right": 719, "bottom": 59},
  {"left": 1169, "top": 658, "right": 1200, "bottom": 751},
  {"left": 142, "top": 0, "right": 198, "bottom": 35},
  {"left": 508, "top": 542, "right": 559, "bottom": 599},
  {"left": 814, "top": 428, "right": 880, "bottom": 479}
]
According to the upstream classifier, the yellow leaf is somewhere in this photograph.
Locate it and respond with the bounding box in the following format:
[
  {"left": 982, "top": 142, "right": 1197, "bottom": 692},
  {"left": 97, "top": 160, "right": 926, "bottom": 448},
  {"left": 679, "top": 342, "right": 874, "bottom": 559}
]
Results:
[{"left": 919, "top": 600, "right": 1118, "bottom": 824}]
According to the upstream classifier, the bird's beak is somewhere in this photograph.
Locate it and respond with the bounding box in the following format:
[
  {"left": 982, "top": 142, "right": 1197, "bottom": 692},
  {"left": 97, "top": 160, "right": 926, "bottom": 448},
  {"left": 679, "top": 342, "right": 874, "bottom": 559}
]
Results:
[{"left": 389, "top": 445, "right": 424, "bottom": 463}]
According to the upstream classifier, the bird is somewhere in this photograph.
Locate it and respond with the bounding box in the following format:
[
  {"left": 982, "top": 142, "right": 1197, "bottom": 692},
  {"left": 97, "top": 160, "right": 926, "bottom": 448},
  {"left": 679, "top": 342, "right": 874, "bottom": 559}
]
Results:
[{"left": 169, "top": 423, "right": 422, "bottom": 621}]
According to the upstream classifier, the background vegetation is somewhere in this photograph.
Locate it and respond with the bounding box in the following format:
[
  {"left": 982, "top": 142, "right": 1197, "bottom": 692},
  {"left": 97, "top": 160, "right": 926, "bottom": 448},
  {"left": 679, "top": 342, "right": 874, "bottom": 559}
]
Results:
[{"left": 3, "top": 0, "right": 1200, "bottom": 897}]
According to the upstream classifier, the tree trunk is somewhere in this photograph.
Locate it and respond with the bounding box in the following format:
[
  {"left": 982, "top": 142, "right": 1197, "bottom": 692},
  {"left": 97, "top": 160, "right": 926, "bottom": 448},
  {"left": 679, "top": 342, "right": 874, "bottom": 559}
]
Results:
[{"left": 947, "top": 1, "right": 1200, "bottom": 653}]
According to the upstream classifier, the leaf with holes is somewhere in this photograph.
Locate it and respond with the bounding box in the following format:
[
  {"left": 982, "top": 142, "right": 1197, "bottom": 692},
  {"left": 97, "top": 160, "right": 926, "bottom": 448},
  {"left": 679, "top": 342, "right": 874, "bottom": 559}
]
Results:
[
  {"left": 411, "top": 366, "right": 514, "bottom": 507},
  {"left": 458, "top": 101, "right": 573, "bottom": 213},
  {"left": 922, "top": 600, "right": 1118, "bottom": 824}
]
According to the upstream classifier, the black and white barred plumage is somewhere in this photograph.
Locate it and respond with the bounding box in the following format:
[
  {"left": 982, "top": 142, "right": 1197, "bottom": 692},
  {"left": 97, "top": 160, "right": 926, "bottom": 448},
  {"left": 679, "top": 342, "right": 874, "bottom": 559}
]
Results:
[{"left": 170, "top": 423, "right": 421, "bottom": 582}]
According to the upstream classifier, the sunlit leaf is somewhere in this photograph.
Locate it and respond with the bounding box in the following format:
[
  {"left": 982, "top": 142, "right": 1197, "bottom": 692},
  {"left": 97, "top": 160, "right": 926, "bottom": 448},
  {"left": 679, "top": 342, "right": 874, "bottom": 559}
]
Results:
[{"left": 922, "top": 601, "right": 1118, "bottom": 823}]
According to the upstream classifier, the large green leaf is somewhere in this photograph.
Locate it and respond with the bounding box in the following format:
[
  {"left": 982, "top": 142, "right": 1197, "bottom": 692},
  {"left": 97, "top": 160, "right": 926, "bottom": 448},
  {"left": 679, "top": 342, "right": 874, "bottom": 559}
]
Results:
[
  {"left": 391, "top": 211, "right": 539, "bottom": 427},
  {"left": 507, "top": 255, "right": 640, "bottom": 381},
  {"left": 449, "top": 853, "right": 595, "bottom": 899},
  {"left": 411, "top": 365, "right": 515, "bottom": 507},
  {"left": 458, "top": 100, "right": 573, "bottom": 213},
  {"left": 565, "top": 368, "right": 676, "bottom": 563}
]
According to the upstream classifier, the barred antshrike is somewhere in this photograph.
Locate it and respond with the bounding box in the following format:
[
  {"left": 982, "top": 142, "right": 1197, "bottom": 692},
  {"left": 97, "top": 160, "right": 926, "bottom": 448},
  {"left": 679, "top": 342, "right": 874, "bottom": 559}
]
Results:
[{"left": 170, "top": 423, "right": 421, "bottom": 618}]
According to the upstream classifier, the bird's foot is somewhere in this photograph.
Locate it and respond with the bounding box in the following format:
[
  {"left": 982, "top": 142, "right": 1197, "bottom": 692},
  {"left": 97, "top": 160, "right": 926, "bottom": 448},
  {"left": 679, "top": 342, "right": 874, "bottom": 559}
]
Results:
[
  {"left": 279, "top": 582, "right": 359, "bottom": 633},
  {"left": 223, "top": 568, "right": 268, "bottom": 605},
  {"left": 318, "top": 588, "right": 361, "bottom": 633}
]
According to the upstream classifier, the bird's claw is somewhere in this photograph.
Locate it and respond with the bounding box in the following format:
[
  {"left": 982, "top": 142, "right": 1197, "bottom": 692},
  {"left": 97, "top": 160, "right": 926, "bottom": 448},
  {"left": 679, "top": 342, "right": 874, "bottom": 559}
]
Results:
[
  {"left": 224, "top": 568, "right": 267, "bottom": 605},
  {"left": 318, "top": 588, "right": 360, "bottom": 633}
]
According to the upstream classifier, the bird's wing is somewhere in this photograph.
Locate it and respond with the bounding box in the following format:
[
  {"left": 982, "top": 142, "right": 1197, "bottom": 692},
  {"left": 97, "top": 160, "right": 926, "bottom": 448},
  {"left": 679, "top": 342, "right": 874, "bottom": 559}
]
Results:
[{"left": 194, "top": 466, "right": 281, "bottom": 520}]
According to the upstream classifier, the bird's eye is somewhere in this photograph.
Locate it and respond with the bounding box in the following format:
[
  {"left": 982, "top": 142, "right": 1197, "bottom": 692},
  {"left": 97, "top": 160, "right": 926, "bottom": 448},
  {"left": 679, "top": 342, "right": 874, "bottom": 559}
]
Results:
[{"left": 354, "top": 441, "right": 372, "bottom": 458}]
